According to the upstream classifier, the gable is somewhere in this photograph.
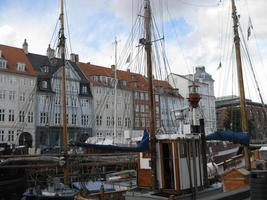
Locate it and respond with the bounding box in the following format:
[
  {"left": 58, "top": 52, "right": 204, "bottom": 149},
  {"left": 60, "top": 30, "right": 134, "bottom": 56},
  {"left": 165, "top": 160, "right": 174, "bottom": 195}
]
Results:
[{"left": 53, "top": 61, "right": 81, "bottom": 81}]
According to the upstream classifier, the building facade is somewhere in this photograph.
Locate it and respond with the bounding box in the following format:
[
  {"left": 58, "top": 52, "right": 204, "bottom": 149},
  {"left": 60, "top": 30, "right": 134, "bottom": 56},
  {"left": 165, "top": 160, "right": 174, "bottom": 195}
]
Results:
[
  {"left": 168, "top": 66, "right": 216, "bottom": 134},
  {"left": 0, "top": 43, "right": 36, "bottom": 147},
  {"left": 216, "top": 95, "right": 267, "bottom": 143},
  {"left": 27, "top": 49, "right": 93, "bottom": 149},
  {"left": 78, "top": 63, "right": 134, "bottom": 143}
]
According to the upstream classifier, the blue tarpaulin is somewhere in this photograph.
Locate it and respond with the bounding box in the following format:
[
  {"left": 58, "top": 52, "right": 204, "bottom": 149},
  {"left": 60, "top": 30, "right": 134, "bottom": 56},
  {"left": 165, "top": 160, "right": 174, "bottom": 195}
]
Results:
[
  {"left": 206, "top": 130, "right": 250, "bottom": 145},
  {"left": 76, "top": 129, "right": 149, "bottom": 152}
]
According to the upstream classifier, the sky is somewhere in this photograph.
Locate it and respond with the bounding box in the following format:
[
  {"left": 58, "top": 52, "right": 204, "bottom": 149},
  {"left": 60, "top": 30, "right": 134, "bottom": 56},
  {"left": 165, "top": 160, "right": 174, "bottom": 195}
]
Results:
[{"left": 0, "top": 0, "right": 267, "bottom": 102}]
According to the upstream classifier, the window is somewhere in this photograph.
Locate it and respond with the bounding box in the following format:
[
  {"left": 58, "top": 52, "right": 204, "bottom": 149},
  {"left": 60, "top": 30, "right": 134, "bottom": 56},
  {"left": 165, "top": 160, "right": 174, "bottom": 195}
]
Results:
[
  {"left": 55, "top": 113, "right": 61, "bottom": 125},
  {"left": 145, "top": 93, "right": 149, "bottom": 100},
  {"left": 66, "top": 114, "right": 69, "bottom": 124},
  {"left": 8, "top": 130, "right": 14, "bottom": 142},
  {"left": 9, "top": 91, "right": 15, "bottom": 101},
  {"left": 72, "top": 114, "right": 77, "bottom": 125},
  {"left": 41, "top": 81, "right": 48, "bottom": 89},
  {"left": 41, "top": 66, "right": 49, "bottom": 73},
  {"left": 9, "top": 110, "right": 14, "bottom": 122},
  {"left": 19, "top": 93, "right": 25, "bottom": 102},
  {"left": 82, "top": 86, "right": 87, "bottom": 94},
  {"left": 106, "top": 103, "right": 109, "bottom": 109},
  {"left": 71, "top": 97, "right": 77, "bottom": 107},
  {"left": 107, "top": 116, "right": 111, "bottom": 126},
  {"left": 140, "top": 105, "right": 145, "bottom": 112},
  {"left": 0, "top": 109, "right": 5, "bottom": 121},
  {"left": 16, "top": 62, "right": 26, "bottom": 71},
  {"left": 140, "top": 92, "right": 144, "bottom": 100},
  {"left": 135, "top": 104, "right": 139, "bottom": 112},
  {"left": 96, "top": 115, "right": 102, "bottom": 126},
  {"left": 145, "top": 105, "right": 149, "bottom": 112},
  {"left": 28, "top": 112, "right": 33, "bottom": 123},
  {"left": 118, "top": 117, "right": 122, "bottom": 126},
  {"left": 179, "top": 142, "right": 186, "bottom": 158},
  {"left": 155, "top": 94, "right": 159, "bottom": 102},
  {"left": 81, "top": 115, "right": 89, "bottom": 126},
  {"left": 19, "top": 111, "right": 25, "bottom": 122},
  {"left": 135, "top": 92, "right": 139, "bottom": 99},
  {"left": 125, "top": 118, "right": 128, "bottom": 127},
  {"left": 135, "top": 118, "right": 139, "bottom": 128},
  {"left": 40, "top": 112, "right": 48, "bottom": 124},
  {"left": 128, "top": 118, "right": 131, "bottom": 128},
  {"left": 156, "top": 119, "right": 160, "bottom": 128},
  {"left": 0, "top": 130, "right": 4, "bottom": 142},
  {"left": 146, "top": 118, "right": 150, "bottom": 127},
  {"left": 55, "top": 96, "right": 61, "bottom": 105},
  {"left": 156, "top": 106, "right": 159, "bottom": 114},
  {"left": 141, "top": 118, "right": 145, "bottom": 127},
  {"left": 0, "top": 59, "right": 7, "bottom": 68},
  {"left": 0, "top": 90, "right": 5, "bottom": 100}
]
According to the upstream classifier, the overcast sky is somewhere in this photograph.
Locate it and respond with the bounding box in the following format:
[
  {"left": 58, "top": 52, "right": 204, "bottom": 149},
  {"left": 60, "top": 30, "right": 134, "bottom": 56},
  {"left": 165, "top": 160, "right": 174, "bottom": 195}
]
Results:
[{"left": 0, "top": 0, "right": 267, "bottom": 102}]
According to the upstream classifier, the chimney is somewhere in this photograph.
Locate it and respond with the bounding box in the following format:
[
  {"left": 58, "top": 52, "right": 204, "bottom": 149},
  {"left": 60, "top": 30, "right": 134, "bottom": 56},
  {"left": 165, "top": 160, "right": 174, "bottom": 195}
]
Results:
[
  {"left": 127, "top": 68, "right": 130, "bottom": 73},
  {"left": 22, "top": 39, "right": 28, "bottom": 54},
  {"left": 70, "top": 53, "right": 79, "bottom": 62},
  {"left": 111, "top": 64, "right": 115, "bottom": 72},
  {"left": 47, "top": 44, "right": 55, "bottom": 59}
]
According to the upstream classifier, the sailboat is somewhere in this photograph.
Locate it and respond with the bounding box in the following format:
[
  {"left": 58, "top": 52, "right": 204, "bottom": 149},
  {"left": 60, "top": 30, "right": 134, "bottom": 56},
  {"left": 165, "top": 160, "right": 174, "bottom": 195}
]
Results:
[
  {"left": 22, "top": 0, "right": 77, "bottom": 199},
  {"left": 206, "top": 0, "right": 252, "bottom": 172}
]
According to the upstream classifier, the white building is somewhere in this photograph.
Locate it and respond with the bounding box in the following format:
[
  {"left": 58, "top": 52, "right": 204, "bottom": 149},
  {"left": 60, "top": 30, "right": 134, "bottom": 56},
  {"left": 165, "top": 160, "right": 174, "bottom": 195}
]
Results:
[
  {"left": 168, "top": 66, "right": 216, "bottom": 134},
  {"left": 27, "top": 49, "right": 93, "bottom": 149},
  {"left": 154, "top": 82, "right": 185, "bottom": 134},
  {"left": 78, "top": 63, "right": 134, "bottom": 143},
  {"left": 0, "top": 42, "right": 36, "bottom": 147}
]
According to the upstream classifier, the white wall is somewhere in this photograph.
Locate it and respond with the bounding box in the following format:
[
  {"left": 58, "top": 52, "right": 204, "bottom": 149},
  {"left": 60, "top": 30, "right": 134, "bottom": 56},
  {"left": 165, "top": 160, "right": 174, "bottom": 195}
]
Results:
[
  {"left": 91, "top": 85, "right": 134, "bottom": 142},
  {"left": 168, "top": 73, "right": 217, "bottom": 134},
  {"left": 0, "top": 72, "right": 36, "bottom": 146}
]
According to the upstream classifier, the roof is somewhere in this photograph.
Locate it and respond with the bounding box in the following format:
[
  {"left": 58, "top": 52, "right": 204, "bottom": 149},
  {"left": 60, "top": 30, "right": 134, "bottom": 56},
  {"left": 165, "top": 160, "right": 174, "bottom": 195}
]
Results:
[
  {"left": 224, "top": 168, "right": 250, "bottom": 177},
  {"left": 77, "top": 62, "right": 183, "bottom": 98},
  {"left": 169, "top": 72, "right": 209, "bottom": 86},
  {"left": 27, "top": 53, "right": 88, "bottom": 83},
  {"left": 215, "top": 96, "right": 266, "bottom": 108},
  {"left": 0, "top": 44, "right": 35, "bottom": 76}
]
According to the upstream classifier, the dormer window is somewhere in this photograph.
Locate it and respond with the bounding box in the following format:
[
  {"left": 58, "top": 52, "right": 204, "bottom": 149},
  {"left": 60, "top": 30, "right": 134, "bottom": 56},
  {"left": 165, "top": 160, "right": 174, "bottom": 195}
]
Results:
[
  {"left": 41, "top": 66, "right": 49, "bottom": 73},
  {"left": 0, "top": 59, "right": 7, "bottom": 69},
  {"left": 82, "top": 86, "right": 87, "bottom": 94},
  {"left": 41, "top": 81, "right": 48, "bottom": 89},
  {"left": 16, "top": 62, "right": 26, "bottom": 71},
  {"left": 93, "top": 76, "right": 98, "bottom": 81},
  {"left": 122, "top": 80, "right": 127, "bottom": 86}
]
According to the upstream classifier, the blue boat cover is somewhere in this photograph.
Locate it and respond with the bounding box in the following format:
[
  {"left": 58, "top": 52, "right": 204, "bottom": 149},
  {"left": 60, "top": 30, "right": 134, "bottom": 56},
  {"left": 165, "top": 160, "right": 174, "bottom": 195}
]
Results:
[
  {"left": 206, "top": 130, "right": 250, "bottom": 145},
  {"left": 72, "top": 181, "right": 115, "bottom": 193},
  {"left": 76, "top": 129, "right": 149, "bottom": 152}
]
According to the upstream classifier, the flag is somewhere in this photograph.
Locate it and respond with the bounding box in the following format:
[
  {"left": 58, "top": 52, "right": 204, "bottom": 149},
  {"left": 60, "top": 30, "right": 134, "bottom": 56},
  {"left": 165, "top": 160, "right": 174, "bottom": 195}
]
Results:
[
  {"left": 247, "top": 17, "right": 253, "bottom": 40},
  {"left": 126, "top": 53, "right": 131, "bottom": 63},
  {"left": 217, "top": 62, "right": 222, "bottom": 70}
]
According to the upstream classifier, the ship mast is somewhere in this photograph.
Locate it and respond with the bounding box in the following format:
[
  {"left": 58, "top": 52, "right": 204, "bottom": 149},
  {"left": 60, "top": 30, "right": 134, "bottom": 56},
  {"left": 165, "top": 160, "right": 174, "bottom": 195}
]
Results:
[
  {"left": 113, "top": 38, "right": 118, "bottom": 142},
  {"left": 59, "top": 0, "right": 69, "bottom": 183},
  {"left": 144, "top": 0, "right": 158, "bottom": 190},
  {"left": 231, "top": 0, "right": 251, "bottom": 170}
]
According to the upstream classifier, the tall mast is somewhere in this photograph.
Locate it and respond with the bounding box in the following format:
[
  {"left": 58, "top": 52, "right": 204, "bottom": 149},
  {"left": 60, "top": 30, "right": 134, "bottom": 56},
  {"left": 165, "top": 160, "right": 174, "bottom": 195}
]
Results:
[
  {"left": 114, "top": 38, "right": 118, "bottom": 141},
  {"left": 231, "top": 0, "right": 251, "bottom": 170},
  {"left": 59, "top": 0, "right": 69, "bottom": 183},
  {"left": 144, "top": 0, "right": 158, "bottom": 190}
]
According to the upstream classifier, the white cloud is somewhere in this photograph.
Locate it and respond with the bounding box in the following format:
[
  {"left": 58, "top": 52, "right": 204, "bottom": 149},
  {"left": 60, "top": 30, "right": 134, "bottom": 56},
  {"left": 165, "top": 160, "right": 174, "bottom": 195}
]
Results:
[{"left": 0, "top": 0, "right": 267, "bottom": 102}]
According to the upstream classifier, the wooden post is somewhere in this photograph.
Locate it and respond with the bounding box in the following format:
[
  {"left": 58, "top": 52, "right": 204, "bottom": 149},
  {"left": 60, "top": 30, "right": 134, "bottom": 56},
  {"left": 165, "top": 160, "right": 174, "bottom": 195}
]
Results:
[
  {"left": 59, "top": 0, "right": 69, "bottom": 184},
  {"left": 231, "top": 0, "right": 251, "bottom": 170},
  {"left": 144, "top": 0, "right": 158, "bottom": 191},
  {"left": 200, "top": 119, "right": 208, "bottom": 187},
  {"left": 99, "top": 184, "right": 105, "bottom": 200}
]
